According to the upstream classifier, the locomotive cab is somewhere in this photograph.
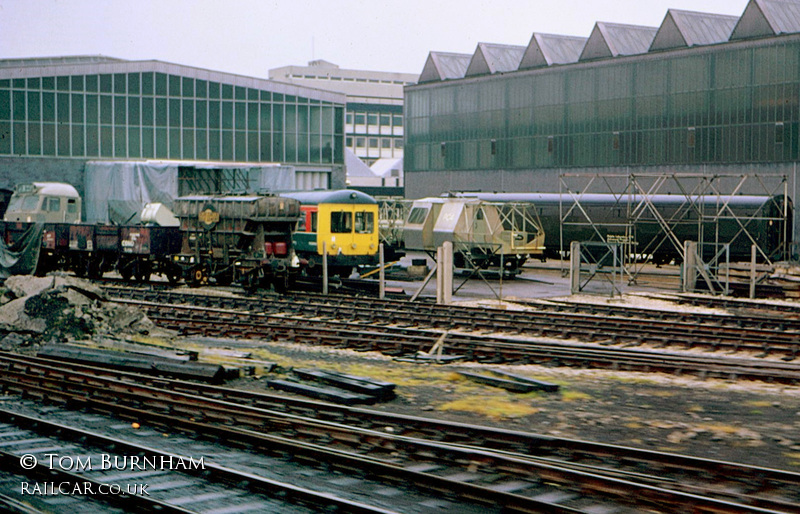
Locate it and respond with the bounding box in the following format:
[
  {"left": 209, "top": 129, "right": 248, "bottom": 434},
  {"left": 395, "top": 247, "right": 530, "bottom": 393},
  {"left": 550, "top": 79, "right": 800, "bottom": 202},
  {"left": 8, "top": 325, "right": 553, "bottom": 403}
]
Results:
[
  {"left": 281, "top": 189, "right": 380, "bottom": 276},
  {"left": 4, "top": 182, "right": 81, "bottom": 224}
]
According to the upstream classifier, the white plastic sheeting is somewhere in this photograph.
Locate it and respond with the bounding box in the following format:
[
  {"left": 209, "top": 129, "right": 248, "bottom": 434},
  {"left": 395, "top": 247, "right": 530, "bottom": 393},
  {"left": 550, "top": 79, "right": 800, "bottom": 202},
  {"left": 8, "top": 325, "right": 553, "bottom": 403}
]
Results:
[{"left": 84, "top": 161, "right": 296, "bottom": 224}]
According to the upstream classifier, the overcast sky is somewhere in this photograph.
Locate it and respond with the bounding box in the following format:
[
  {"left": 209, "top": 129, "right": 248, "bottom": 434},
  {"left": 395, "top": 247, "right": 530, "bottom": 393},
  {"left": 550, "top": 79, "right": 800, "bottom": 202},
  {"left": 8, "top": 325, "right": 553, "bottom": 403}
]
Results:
[{"left": 1, "top": 0, "right": 751, "bottom": 77}]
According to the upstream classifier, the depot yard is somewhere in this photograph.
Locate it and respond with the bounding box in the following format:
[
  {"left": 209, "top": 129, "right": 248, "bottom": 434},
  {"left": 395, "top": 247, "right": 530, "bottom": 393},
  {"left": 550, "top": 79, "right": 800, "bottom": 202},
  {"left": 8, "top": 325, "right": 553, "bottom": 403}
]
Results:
[{"left": 1, "top": 262, "right": 799, "bottom": 477}]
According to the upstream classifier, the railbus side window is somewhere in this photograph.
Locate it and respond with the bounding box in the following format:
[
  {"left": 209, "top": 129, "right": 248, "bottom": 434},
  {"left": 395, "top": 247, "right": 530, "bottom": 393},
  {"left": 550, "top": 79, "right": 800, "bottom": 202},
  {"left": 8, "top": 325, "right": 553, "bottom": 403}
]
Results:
[
  {"left": 330, "top": 211, "right": 352, "bottom": 233},
  {"left": 310, "top": 211, "right": 318, "bottom": 232},
  {"left": 355, "top": 211, "right": 374, "bottom": 234},
  {"left": 407, "top": 207, "right": 429, "bottom": 224},
  {"left": 67, "top": 199, "right": 77, "bottom": 214},
  {"left": 47, "top": 197, "right": 61, "bottom": 212}
]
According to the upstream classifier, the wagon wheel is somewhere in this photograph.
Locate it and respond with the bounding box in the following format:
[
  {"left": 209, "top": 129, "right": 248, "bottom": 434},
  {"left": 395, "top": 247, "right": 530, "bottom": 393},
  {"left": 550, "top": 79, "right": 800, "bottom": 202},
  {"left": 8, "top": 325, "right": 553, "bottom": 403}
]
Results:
[
  {"left": 118, "top": 260, "right": 133, "bottom": 281},
  {"left": 213, "top": 268, "right": 233, "bottom": 286},
  {"left": 33, "top": 256, "right": 51, "bottom": 277},
  {"left": 74, "top": 261, "right": 88, "bottom": 278},
  {"left": 87, "top": 260, "right": 102, "bottom": 280},
  {"left": 242, "top": 272, "right": 260, "bottom": 294},
  {"left": 190, "top": 266, "right": 209, "bottom": 287},
  {"left": 135, "top": 262, "right": 151, "bottom": 283},
  {"left": 166, "top": 265, "right": 182, "bottom": 285},
  {"left": 273, "top": 273, "right": 290, "bottom": 294}
]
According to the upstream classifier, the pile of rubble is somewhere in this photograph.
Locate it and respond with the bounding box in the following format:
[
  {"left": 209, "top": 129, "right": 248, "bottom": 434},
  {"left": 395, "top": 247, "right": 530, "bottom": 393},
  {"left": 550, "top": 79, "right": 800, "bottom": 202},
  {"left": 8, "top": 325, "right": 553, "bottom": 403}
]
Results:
[{"left": 0, "top": 274, "right": 159, "bottom": 349}]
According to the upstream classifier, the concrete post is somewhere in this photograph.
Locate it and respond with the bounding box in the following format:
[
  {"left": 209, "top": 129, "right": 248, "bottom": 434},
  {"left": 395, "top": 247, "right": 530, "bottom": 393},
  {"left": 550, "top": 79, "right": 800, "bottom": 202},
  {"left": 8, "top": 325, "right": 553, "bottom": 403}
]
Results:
[
  {"left": 570, "top": 241, "right": 581, "bottom": 294},
  {"left": 749, "top": 244, "right": 757, "bottom": 299},
  {"left": 379, "top": 243, "right": 385, "bottom": 300},
  {"left": 442, "top": 241, "right": 453, "bottom": 305},
  {"left": 322, "top": 241, "right": 328, "bottom": 296},
  {"left": 436, "top": 246, "right": 443, "bottom": 304},
  {"left": 499, "top": 249, "right": 504, "bottom": 301},
  {"left": 682, "top": 241, "right": 697, "bottom": 293}
]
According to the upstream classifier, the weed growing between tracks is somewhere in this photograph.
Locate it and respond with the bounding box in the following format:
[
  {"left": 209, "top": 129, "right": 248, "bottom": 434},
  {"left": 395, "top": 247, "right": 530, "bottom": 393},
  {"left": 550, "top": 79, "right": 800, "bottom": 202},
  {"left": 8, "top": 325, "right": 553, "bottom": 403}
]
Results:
[
  {"left": 69, "top": 332, "right": 800, "bottom": 473},
  {"left": 436, "top": 397, "right": 541, "bottom": 419}
]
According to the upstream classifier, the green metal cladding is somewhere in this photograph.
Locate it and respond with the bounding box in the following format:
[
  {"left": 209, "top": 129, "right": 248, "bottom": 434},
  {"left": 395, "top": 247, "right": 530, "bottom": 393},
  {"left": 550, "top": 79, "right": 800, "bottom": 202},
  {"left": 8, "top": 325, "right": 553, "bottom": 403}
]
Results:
[
  {"left": 0, "top": 71, "right": 345, "bottom": 165},
  {"left": 405, "top": 36, "right": 800, "bottom": 172}
]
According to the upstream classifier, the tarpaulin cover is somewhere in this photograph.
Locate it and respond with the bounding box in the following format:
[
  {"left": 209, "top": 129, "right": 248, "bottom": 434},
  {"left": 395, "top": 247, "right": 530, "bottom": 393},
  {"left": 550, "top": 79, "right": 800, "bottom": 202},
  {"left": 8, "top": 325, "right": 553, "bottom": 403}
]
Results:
[
  {"left": 84, "top": 161, "right": 296, "bottom": 224},
  {"left": 85, "top": 162, "right": 178, "bottom": 224},
  {"left": 252, "top": 165, "right": 295, "bottom": 192},
  {"left": 0, "top": 223, "right": 44, "bottom": 279}
]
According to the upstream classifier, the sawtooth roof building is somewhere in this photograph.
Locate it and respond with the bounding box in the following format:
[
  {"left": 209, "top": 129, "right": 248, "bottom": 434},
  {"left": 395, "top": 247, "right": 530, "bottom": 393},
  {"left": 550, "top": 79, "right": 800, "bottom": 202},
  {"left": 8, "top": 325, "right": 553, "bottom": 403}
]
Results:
[{"left": 405, "top": 0, "right": 800, "bottom": 229}]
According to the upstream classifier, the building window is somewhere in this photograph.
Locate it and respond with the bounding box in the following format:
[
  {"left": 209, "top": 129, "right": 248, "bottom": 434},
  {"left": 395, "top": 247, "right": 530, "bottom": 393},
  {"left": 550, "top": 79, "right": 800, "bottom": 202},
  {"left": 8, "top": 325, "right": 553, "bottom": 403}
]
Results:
[
  {"left": 369, "top": 138, "right": 378, "bottom": 148},
  {"left": 395, "top": 139, "right": 403, "bottom": 149},
  {"left": 346, "top": 137, "right": 353, "bottom": 147},
  {"left": 380, "top": 114, "right": 390, "bottom": 126},
  {"left": 356, "top": 137, "right": 365, "bottom": 148},
  {"left": 381, "top": 138, "right": 391, "bottom": 148},
  {"left": 368, "top": 114, "right": 378, "bottom": 126},
  {"left": 776, "top": 122, "right": 785, "bottom": 144},
  {"left": 687, "top": 127, "right": 696, "bottom": 148},
  {"left": 392, "top": 115, "right": 403, "bottom": 127},
  {"left": 345, "top": 113, "right": 353, "bottom": 124},
  {"left": 355, "top": 113, "right": 365, "bottom": 125}
]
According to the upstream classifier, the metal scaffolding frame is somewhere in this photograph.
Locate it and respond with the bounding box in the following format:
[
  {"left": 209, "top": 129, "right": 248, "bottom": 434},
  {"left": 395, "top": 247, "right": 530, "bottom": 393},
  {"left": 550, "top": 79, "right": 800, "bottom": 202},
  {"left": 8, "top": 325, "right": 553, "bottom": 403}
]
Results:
[
  {"left": 178, "top": 166, "right": 249, "bottom": 196},
  {"left": 377, "top": 197, "right": 409, "bottom": 250},
  {"left": 448, "top": 201, "right": 544, "bottom": 299},
  {"left": 569, "top": 241, "right": 624, "bottom": 298},
  {"left": 558, "top": 173, "right": 790, "bottom": 289},
  {"left": 682, "top": 241, "right": 731, "bottom": 296}
]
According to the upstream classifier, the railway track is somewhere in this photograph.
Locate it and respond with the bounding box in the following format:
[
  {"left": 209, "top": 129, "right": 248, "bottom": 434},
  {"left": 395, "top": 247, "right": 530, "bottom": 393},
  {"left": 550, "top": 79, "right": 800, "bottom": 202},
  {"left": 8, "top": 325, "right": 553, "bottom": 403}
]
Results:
[
  {"left": 674, "top": 293, "right": 800, "bottom": 317},
  {"left": 105, "top": 287, "right": 800, "bottom": 361},
  {"left": 1, "top": 352, "right": 798, "bottom": 513},
  {"left": 103, "top": 283, "right": 800, "bottom": 333},
  {"left": 103, "top": 289, "right": 800, "bottom": 384},
  {"left": 0, "top": 406, "right": 377, "bottom": 514}
]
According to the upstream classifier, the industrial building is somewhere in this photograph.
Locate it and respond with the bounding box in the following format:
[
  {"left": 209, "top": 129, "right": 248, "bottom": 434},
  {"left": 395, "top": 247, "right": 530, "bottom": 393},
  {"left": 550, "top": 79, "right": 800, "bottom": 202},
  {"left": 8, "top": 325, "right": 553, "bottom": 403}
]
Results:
[
  {"left": 270, "top": 60, "right": 416, "bottom": 193},
  {"left": 404, "top": 0, "right": 800, "bottom": 234},
  {"left": 0, "top": 56, "right": 347, "bottom": 221},
  {"left": 270, "top": 60, "right": 416, "bottom": 166}
]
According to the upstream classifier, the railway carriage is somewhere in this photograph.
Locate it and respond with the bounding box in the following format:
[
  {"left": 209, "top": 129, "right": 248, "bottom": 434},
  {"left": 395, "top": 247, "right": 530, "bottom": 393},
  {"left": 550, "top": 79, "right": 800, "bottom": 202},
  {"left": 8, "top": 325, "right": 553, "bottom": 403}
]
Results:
[{"left": 280, "top": 190, "right": 380, "bottom": 277}]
